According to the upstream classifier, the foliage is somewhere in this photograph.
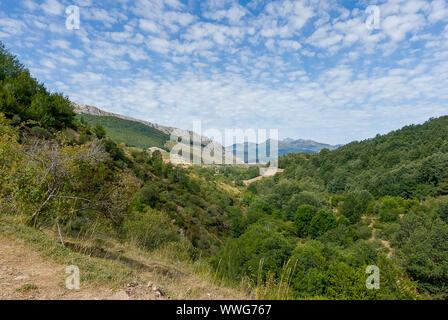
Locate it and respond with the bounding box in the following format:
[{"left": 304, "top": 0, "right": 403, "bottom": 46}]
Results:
[
  {"left": 294, "top": 204, "right": 315, "bottom": 237},
  {"left": 121, "top": 208, "right": 180, "bottom": 250},
  {"left": 340, "top": 191, "right": 373, "bottom": 224},
  {"left": 0, "top": 43, "right": 75, "bottom": 131},
  {"left": 396, "top": 216, "right": 448, "bottom": 297},
  {"left": 309, "top": 209, "right": 337, "bottom": 238},
  {"left": 79, "top": 114, "right": 169, "bottom": 150},
  {"left": 215, "top": 219, "right": 294, "bottom": 282},
  {"left": 279, "top": 116, "right": 448, "bottom": 199},
  {"left": 0, "top": 41, "right": 445, "bottom": 300}
]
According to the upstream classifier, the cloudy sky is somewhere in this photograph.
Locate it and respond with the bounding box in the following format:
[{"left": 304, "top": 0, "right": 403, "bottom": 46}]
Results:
[{"left": 1, "top": 0, "right": 448, "bottom": 144}]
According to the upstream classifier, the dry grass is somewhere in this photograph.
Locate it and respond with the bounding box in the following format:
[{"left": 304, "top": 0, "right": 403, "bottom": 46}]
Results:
[{"left": 0, "top": 216, "right": 251, "bottom": 300}]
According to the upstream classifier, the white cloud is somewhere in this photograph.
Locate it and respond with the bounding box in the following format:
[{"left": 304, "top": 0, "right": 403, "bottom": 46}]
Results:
[
  {"left": 23, "top": 0, "right": 38, "bottom": 11},
  {"left": 139, "top": 19, "right": 161, "bottom": 33},
  {"left": 40, "top": 58, "right": 56, "bottom": 69},
  {"left": 0, "top": 18, "right": 26, "bottom": 36},
  {"left": 83, "top": 8, "right": 119, "bottom": 26},
  {"left": 6, "top": 0, "right": 448, "bottom": 144},
  {"left": 382, "top": 13, "right": 426, "bottom": 42},
  {"left": 203, "top": 4, "right": 248, "bottom": 24},
  {"left": 41, "top": 0, "right": 64, "bottom": 15},
  {"left": 428, "top": 0, "right": 448, "bottom": 23}
]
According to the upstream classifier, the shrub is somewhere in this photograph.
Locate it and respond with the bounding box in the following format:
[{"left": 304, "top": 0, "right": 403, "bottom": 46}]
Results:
[
  {"left": 121, "top": 208, "right": 180, "bottom": 250},
  {"left": 215, "top": 219, "right": 294, "bottom": 282},
  {"left": 30, "top": 126, "right": 52, "bottom": 139},
  {"left": 290, "top": 241, "right": 327, "bottom": 298},
  {"left": 294, "top": 204, "right": 315, "bottom": 237},
  {"left": 355, "top": 225, "right": 372, "bottom": 240},
  {"left": 340, "top": 191, "right": 373, "bottom": 224},
  {"left": 309, "top": 210, "right": 337, "bottom": 238},
  {"left": 436, "top": 198, "right": 448, "bottom": 224}
]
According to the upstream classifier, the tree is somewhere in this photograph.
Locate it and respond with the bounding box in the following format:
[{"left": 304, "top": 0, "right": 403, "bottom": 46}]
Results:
[
  {"left": 436, "top": 198, "right": 448, "bottom": 224},
  {"left": 216, "top": 219, "right": 294, "bottom": 282},
  {"left": 324, "top": 262, "right": 369, "bottom": 300},
  {"left": 399, "top": 218, "right": 448, "bottom": 297},
  {"left": 294, "top": 204, "right": 315, "bottom": 237},
  {"left": 139, "top": 183, "right": 159, "bottom": 207},
  {"left": 340, "top": 191, "right": 373, "bottom": 224},
  {"left": 290, "top": 241, "right": 327, "bottom": 298},
  {"left": 93, "top": 123, "right": 106, "bottom": 139},
  {"left": 309, "top": 209, "right": 337, "bottom": 238},
  {"left": 284, "top": 191, "right": 326, "bottom": 220}
]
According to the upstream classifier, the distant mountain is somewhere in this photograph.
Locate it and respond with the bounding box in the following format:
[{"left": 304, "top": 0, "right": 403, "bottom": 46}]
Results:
[
  {"left": 73, "top": 103, "right": 240, "bottom": 164},
  {"left": 73, "top": 103, "right": 214, "bottom": 146},
  {"left": 231, "top": 138, "right": 340, "bottom": 163},
  {"left": 278, "top": 138, "right": 341, "bottom": 155}
]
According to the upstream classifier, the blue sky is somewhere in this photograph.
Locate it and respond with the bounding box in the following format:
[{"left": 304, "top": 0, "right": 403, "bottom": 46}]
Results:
[{"left": 1, "top": 0, "right": 447, "bottom": 144}]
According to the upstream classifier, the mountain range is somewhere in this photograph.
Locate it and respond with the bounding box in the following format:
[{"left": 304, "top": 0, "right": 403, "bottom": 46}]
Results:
[
  {"left": 231, "top": 138, "right": 341, "bottom": 163},
  {"left": 73, "top": 102, "right": 339, "bottom": 164}
]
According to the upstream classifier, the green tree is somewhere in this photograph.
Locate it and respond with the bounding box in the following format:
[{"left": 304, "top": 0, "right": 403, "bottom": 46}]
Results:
[
  {"left": 93, "top": 123, "right": 106, "bottom": 139},
  {"left": 309, "top": 209, "right": 337, "bottom": 238},
  {"left": 290, "top": 241, "right": 327, "bottom": 298},
  {"left": 399, "top": 218, "right": 448, "bottom": 297},
  {"left": 294, "top": 204, "right": 315, "bottom": 237},
  {"left": 216, "top": 219, "right": 294, "bottom": 282},
  {"left": 340, "top": 191, "right": 373, "bottom": 224},
  {"left": 436, "top": 198, "right": 448, "bottom": 224}
]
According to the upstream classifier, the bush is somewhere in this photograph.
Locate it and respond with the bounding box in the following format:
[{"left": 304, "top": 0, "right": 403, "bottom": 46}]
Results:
[
  {"left": 319, "top": 224, "right": 356, "bottom": 247},
  {"left": 30, "top": 126, "right": 52, "bottom": 139},
  {"left": 309, "top": 210, "right": 337, "bottom": 238},
  {"left": 121, "top": 208, "right": 180, "bottom": 250},
  {"left": 378, "top": 196, "right": 403, "bottom": 222},
  {"left": 294, "top": 204, "right": 315, "bottom": 237},
  {"left": 290, "top": 241, "right": 327, "bottom": 297},
  {"left": 215, "top": 219, "right": 294, "bottom": 282},
  {"left": 399, "top": 219, "right": 448, "bottom": 297},
  {"left": 340, "top": 191, "right": 373, "bottom": 224},
  {"left": 436, "top": 198, "right": 448, "bottom": 224},
  {"left": 139, "top": 183, "right": 160, "bottom": 207},
  {"left": 355, "top": 225, "right": 372, "bottom": 240}
]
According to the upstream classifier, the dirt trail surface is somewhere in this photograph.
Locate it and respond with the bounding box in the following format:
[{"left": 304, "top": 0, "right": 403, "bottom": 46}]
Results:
[
  {"left": 368, "top": 218, "right": 394, "bottom": 258},
  {"left": 0, "top": 236, "right": 161, "bottom": 300},
  {"left": 243, "top": 169, "right": 284, "bottom": 185},
  {"left": 0, "top": 232, "right": 246, "bottom": 300}
]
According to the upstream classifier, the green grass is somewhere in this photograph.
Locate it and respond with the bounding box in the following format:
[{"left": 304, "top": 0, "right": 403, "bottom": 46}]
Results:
[
  {"left": 16, "top": 283, "right": 38, "bottom": 293},
  {"left": 79, "top": 114, "right": 170, "bottom": 150}
]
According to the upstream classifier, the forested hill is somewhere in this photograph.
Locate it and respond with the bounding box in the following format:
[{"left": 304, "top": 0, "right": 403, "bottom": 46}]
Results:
[
  {"left": 280, "top": 116, "right": 448, "bottom": 199},
  {"left": 0, "top": 40, "right": 241, "bottom": 256},
  {"left": 78, "top": 114, "right": 170, "bottom": 150},
  {"left": 2, "top": 39, "right": 448, "bottom": 300},
  {"left": 226, "top": 117, "right": 448, "bottom": 299}
]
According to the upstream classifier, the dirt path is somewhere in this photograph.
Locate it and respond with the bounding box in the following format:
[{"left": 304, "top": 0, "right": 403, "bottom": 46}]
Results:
[
  {"left": 243, "top": 168, "right": 284, "bottom": 185},
  {"left": 368, "top": 218, "right": 394, "bottom": 258},
  {"left": 0, "top": 236, "right": 160, "bottom": 300},
  {"left": 0, "top": 232, "right": 247, "bottom": 300}
]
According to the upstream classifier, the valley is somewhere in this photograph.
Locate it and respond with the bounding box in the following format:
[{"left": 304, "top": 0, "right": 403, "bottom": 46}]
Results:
[{"left": 1, "top": 40, "right": 448, "bottom": 301}]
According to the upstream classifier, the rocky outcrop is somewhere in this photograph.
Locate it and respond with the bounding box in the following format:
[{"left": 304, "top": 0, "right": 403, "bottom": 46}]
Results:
[{"left": 72, "top": 102, "right": 212, "bottom": 145}]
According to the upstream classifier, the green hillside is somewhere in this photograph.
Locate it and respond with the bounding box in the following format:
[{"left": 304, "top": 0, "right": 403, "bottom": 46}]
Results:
[
  {"left": 2, "top": 40, "right": 448, "bottom": 300},
  {"left": 279, "top": 116, "right": 448, "bottom": 199},
  {"left": 226, "top": 116, "right": 448, "bottom": 299},
  {"left": 79, "top": 114, "right": 170, "bottom": 150}
]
